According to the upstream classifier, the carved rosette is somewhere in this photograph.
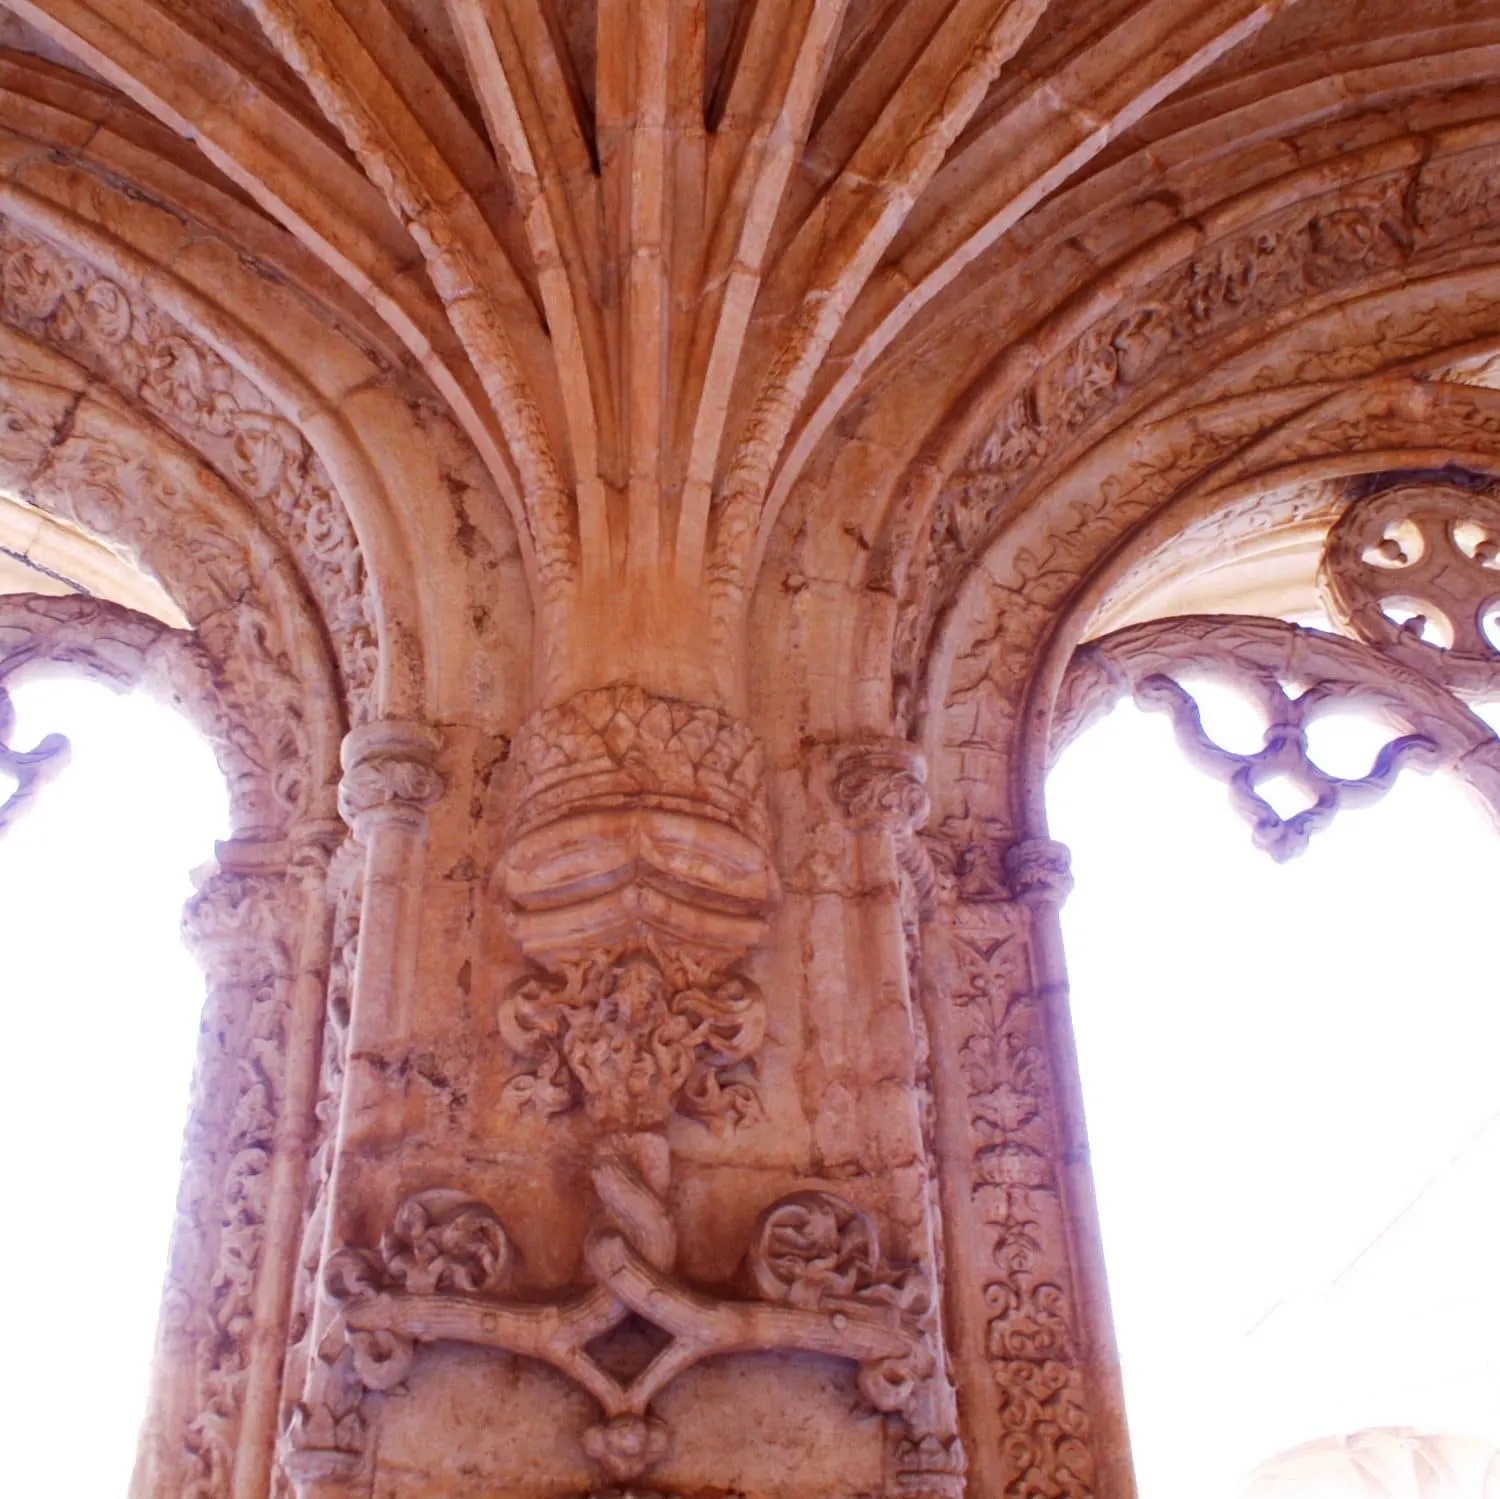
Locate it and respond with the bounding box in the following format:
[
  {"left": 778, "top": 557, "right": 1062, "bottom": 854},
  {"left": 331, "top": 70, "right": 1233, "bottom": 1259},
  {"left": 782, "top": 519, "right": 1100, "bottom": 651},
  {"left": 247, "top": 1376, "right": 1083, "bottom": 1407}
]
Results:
[{"left": 1320, "top": 483, "right": 1500, "bottom": 693}]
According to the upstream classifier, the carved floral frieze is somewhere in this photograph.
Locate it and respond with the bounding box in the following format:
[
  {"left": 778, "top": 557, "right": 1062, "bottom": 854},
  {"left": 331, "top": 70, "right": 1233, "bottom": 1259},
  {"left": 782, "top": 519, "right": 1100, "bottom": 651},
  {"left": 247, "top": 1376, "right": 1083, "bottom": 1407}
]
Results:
[{"left": 898, "top": 143, "right": 1500, "bottom": 700}]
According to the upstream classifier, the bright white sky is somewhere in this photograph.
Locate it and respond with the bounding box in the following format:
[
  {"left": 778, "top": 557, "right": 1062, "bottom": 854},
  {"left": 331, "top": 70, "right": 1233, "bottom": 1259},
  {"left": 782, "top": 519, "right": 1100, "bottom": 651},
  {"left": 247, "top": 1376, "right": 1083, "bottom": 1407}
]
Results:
[
  {"left": 1, "top": 659, "right": 1497, "bottom": 1499},
  {"left": 0, "top": 675, "right": 228, "bottom": 1495},
  {"left": 1049, "top": 686, "right": 1500, "bottom": 1499}
]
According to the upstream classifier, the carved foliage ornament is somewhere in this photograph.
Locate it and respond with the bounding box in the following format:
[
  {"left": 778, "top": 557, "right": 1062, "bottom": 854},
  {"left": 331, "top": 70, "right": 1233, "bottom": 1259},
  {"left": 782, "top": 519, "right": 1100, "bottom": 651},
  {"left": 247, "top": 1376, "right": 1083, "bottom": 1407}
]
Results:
[
  {"left": 508, "top": 683, "right": 767, "bottom": 845},
  {"left": 299, "top": 1185, "right": 933, "bottom": 1487},
  {"left": 901, "top": 147, "right": 1500, "bottom": 693},
  {"left": 945, "top": 916, "right": 1096, "bottom": 1499},
  {"left": 0, "top": 227, "right": 378, "bottom": 718},
  {"left": 500, "top": 943, "right": 766, "bottom": 1132}
]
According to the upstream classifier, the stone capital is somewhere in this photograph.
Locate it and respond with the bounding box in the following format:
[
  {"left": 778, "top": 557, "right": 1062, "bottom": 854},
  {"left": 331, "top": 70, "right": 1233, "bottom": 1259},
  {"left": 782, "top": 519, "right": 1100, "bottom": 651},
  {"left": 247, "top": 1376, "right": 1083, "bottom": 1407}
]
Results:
[
  {"left": 337, "top": 719, "right": 445, "bottom": 838},
  {"left": 830, "top": 738, "right": 931, "bottom": 836},
  {"left": 498, "top": 684, "right": 776, "bottom": 966},
  {"left": 1003, "top": 837, "right": 1074, "bottom": 908}
]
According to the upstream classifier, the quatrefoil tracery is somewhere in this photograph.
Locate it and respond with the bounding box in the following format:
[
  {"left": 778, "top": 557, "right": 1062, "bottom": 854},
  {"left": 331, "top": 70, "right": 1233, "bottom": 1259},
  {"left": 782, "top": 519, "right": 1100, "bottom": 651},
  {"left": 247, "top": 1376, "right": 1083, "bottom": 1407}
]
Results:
[{"left": 1321, "top": 484, "right": 1500, "bottom": 693}]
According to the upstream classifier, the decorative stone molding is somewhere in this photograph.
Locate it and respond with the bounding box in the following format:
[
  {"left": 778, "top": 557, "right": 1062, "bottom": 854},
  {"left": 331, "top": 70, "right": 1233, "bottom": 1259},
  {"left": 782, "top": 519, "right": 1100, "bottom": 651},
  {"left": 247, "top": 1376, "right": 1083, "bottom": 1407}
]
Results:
[
  {"left": 942, "top": 903, "right": 1099, "bottom": 1499},
  {"left": 337, "top": 719, "right": 446, "bottom": 838},
  {"left": 893, "top": 141, "right": 1500, "bottom": 697},
  {"left": 500, "top": 685, "right": 777, "bottom": 965},
  {"left": 1002, "top": 840, "right": 1074, "bottom": 908},
  {"left": 176, "top": 863, "right": 296, "bottom": 1499},
  {"left": 296, "top": 1182, "right": 934, "bottom": 1490},
  {"left": 831, "top": 738, "right": 939, "bottom": 919},
  {"left": 0, "top": 223, "right": 378, "bottom": 721},
  {"left": 831, "top": 739, "right": 932, "bottom": 836},
  {"left": 0, "top": 592, "right": 277, "bottom": 836}
]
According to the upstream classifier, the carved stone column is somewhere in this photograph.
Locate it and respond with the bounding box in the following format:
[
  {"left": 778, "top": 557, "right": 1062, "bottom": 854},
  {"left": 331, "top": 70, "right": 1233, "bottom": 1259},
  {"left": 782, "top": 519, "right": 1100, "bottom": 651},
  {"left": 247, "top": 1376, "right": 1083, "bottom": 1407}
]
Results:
[
  {"left": 162, "top": 855, "right": 295, "bottom": 1499},
  {"left": 283, "top": 721, "right": 444, "bottom": 1498},
  {"left": 916, "top": 827, "right": 1123, "bottom": 1499},
  {"left": 232, "top": 821, "right": 346, "bottom": 1499},
  {"left": 1004, "top": 838, "right": 1134, "bottom": 1499},
  {"left": 829, "top": 740, "right": 966, "bottom": 1499}
]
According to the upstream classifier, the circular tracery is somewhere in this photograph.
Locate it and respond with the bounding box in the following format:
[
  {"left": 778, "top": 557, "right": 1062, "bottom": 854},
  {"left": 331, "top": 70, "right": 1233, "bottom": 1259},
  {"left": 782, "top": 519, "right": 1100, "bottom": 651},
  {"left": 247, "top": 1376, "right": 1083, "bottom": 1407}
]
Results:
[{"left": 1320, "top": 485, "right": 1500, "bottom": 694}]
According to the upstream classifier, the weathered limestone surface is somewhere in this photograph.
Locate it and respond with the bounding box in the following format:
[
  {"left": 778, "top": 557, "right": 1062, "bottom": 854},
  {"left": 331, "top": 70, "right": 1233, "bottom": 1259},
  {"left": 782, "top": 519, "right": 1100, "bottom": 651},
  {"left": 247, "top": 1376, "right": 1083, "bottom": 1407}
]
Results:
[{"left": 1, "top": 3, "right": 1500, "bottom": 1497}]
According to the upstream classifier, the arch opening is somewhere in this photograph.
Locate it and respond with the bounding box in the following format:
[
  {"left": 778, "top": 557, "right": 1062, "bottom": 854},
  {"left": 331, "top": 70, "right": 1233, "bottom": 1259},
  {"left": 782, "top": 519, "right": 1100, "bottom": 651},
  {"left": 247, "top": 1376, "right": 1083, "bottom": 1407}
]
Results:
[
  {"left": 0, "top": 670, "right": 230, "bottom": 1494},
  {"left": 1044, "top": 503, "right": 1500, "bottom": 1498}
]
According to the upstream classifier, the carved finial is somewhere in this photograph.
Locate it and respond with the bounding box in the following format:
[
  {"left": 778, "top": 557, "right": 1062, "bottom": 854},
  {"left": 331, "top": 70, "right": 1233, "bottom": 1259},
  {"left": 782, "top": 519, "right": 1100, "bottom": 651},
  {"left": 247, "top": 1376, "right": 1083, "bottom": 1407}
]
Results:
[
  {"left": 1003, "top": 838, "right": 1074, "bottom": 907},
  {"left": 830, "top": 738, "right": 931, "bottom": 835},
  {"left": 337, "top": 719, "right": 444, "bottom": 836}
]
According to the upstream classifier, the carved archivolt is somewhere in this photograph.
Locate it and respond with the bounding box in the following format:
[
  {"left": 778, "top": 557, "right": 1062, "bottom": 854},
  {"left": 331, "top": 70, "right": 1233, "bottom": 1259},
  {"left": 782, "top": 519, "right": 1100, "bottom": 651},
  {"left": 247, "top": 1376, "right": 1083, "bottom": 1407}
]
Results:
[
  {"left": 0, "top": 334, "right": 344, "bottom": 835},
  {"left": 890, "top": 132, "right": 1500, "bottom": 703},
  {"left": 0, "top": 221, "right": 378, "bottom": 723}
]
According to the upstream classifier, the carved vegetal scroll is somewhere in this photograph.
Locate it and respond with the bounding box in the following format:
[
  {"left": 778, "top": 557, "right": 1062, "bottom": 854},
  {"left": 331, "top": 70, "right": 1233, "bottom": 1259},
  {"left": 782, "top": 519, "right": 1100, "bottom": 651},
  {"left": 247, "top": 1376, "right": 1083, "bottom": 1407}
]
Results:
[
  {"left": 1052, "top": 614, "right": 1500, "bottom": 859},
  {"left": 915, "top": 835, "right": 1101, "bottom": 1499},
  {"left": 0, "top": 225, "right": 378, "bottom": 719},
  {"left": 499, "top": 940, "right": 766, "bottom": 1131},
  {"left": 308, "top": 1182, "right": 934, "bottom": 1490}
]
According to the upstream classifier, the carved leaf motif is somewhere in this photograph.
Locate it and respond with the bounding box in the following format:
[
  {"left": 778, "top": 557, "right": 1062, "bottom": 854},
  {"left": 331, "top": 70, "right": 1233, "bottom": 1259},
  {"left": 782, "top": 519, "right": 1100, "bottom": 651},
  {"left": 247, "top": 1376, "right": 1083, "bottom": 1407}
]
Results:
[
  {"left": 499, "top": 948, "right": 765, "bottom": 1132},
  {"left": 379, "top": 1191, "right": 512, "bottom": 1296}
]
